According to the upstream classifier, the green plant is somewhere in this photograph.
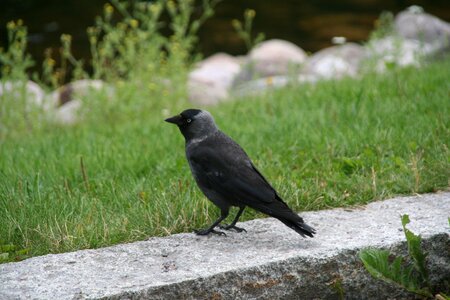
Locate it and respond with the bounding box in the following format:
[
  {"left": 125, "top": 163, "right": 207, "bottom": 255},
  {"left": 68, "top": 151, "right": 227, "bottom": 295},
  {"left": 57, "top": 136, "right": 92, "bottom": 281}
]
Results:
[
  {"left": 369, "top": 11, "right": 395, "bottom": 41},
  {"left": 329, "top": 276, "right": 345, "bottom": 300},
  {"left": 81, "top": 0, "right": 220, "bottom": 124},
  {"left": 0, "top": 20, "right": 43, "bottom": 137},
  {"left": 35, "top": 48, "right": 58, "bottom": 90},
  {"left": 360, "top": 214, "right": 448, "bottom": 299},
  {"left": 61, "top": 34, "right": 88, "bottom": 82},
  {"left": 231, "top": 9, "right": 265, "bottom": 51},
  {"left": 87, "top": 0, "right": 219, "bottom": 82},
  {"left": 363, "top": 11, "right": 407, "bottom": 73},
  {"left": 0, "top": 0, "right": 220, "bottom": 138},
  {"left": 0, "top": 20, "right": 34, "bottom": 80},
  {"left": 0, "top": 243, "right": 30, "bottom": 263}
]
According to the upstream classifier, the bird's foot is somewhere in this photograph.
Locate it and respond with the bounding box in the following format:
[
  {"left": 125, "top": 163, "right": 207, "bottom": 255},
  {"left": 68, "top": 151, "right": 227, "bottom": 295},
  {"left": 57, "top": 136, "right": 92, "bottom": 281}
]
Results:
[
  {"left": 219, "top": 224, "right": 247, "bottom": 233},
  {"left": 194, "top": 228, "right": 226, "bottom": 236}
]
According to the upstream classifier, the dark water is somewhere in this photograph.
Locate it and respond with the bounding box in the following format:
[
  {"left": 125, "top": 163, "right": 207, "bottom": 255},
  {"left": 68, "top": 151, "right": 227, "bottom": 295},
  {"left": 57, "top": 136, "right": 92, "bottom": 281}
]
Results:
[{"left": 1, "top": 0, "right": 449, "bottom": 72}]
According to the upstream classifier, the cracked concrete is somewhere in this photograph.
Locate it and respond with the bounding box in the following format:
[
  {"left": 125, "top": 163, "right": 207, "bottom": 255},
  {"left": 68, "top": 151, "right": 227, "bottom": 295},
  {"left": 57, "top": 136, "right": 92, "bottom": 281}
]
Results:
[{"left": 0, "top": 192, "right": 449, "bottom": 299}]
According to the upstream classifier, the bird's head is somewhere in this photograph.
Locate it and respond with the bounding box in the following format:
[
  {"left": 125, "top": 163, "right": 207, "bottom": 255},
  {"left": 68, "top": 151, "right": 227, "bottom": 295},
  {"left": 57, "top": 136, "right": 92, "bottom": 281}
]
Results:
[{"left": 165, "top": 109, "right": 218, "bottom": 142}]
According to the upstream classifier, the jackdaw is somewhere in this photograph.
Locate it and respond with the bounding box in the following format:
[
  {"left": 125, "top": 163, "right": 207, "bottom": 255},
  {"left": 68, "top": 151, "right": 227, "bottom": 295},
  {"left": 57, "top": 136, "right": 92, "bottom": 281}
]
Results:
[{"left": 165, "top": 109, "right": 316, "bottom": 237}]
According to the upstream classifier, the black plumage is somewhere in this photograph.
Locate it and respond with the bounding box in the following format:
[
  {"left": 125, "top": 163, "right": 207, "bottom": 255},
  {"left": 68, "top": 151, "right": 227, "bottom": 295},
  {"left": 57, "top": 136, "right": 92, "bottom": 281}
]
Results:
[{"left": 165, "top": 109, "right": 316, "bottom": 237}]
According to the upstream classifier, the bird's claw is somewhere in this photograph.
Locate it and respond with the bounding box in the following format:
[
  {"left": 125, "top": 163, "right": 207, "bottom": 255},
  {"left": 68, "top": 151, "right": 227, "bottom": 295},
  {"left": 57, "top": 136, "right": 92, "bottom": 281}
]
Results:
[
  {"left": 219, "top": 224, "right": 247, "bottom": 233},
  {"left": 194, "top": 228, "right": 226, "bottom": 236}
]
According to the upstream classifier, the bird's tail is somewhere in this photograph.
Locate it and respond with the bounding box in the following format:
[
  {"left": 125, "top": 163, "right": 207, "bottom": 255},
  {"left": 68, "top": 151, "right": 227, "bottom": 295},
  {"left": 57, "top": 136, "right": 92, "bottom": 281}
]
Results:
[{"left": 277, "top": 217, "right": 316, "bottom": 238}]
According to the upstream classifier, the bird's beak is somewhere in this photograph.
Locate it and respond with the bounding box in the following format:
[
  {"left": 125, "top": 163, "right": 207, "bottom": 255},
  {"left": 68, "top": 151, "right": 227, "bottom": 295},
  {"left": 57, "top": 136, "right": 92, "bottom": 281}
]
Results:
[{"left": 165, "top": 114, "right": 184, "bottom": 125}]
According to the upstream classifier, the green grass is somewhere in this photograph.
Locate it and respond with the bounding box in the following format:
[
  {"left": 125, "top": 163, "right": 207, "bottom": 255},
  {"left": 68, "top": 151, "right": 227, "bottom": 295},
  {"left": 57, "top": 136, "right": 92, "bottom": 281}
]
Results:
[{"left": 1, "top": 59, "right": 449, "bottom": 261}]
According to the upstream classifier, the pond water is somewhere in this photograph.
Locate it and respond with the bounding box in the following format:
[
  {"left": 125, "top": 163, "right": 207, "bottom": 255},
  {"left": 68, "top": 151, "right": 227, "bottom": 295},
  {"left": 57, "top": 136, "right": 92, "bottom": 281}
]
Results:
[{"left": 0, "top": 0, "right": 449, "bottom": 71}]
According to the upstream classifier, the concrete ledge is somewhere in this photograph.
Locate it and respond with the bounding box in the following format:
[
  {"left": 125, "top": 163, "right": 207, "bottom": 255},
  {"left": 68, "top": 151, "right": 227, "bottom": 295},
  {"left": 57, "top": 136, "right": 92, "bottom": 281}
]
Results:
[{"left": 1, "top": 192, "right": 449, "bottom": 299}]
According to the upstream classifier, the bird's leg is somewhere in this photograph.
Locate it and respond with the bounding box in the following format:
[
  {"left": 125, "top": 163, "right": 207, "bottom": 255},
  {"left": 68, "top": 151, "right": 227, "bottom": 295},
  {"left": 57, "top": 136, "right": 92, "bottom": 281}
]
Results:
[
  {"left": 220, "top": 206, "right": 246, "bottom": 233},
  {"left": 195, "top": 209, "right": 228, "bottom": 236}
]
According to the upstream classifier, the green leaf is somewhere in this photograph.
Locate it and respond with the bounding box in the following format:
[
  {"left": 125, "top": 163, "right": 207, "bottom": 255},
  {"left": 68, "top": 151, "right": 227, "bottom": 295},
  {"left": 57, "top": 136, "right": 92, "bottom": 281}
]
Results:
[
  {"left": 359, "top": 248, "right": 432, "bottom": 297},
  {"left": 401, "top": 214, "right": 430, "bottom": 287},
  {"left": 15, "top": 248, "right": 30, "bottom": 256},
  {"left": 0, "top": 244, "right": 16, "bottom": 252},
  {"left": 339, "top": 157, "right": 363, "bottom": 176}
]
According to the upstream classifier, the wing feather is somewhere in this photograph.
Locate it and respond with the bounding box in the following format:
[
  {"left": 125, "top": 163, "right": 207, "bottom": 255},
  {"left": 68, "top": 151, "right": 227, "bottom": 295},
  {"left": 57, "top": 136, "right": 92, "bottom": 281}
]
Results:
[{"left": 189, "top": 140, "right": 276, "bottom": 205}]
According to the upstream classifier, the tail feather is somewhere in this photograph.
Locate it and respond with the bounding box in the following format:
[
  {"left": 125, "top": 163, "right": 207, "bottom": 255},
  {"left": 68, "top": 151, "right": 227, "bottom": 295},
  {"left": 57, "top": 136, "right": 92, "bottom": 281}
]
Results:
[
  {"left": 277, "top": 217, "right": 316, "bottom": 238},
  {"left": 246, "top": 195, "right": 316, "bottom": 237}
]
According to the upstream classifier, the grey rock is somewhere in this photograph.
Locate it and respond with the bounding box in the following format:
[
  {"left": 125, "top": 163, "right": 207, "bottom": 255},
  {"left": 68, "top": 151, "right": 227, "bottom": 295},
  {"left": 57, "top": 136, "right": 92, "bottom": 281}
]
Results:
[
  {"left": 364, "top": 8, "right": 450, "bottom": 73},
  {"left": 54, "top": 99, "right": 82, "bottom": 125},
  {"left": 187, "top": 53, "right": 241, "bottom": 105},
  {"left": 49, "top": 79, "right": 110, "bottom": 108},
  {"left": 246, "top": 39, "right": 307, "bottom": 78},
  {"left": 1, "top": 192, "right": 449, "bottom": 299},
  {"left": 49, "top": 79, "right": 113, "bottom": 124},
  {"left": 0, "top": 80, "right": 46, "bottom": 109},
  {"left": 395, "top": 8, "right": 450, "bottom": 52},
  {"left": 303, "top": 43, "right": 367, "bottom": 79},
  {"left": 365, "top": 36, "right": 433, "bottom": 72}
]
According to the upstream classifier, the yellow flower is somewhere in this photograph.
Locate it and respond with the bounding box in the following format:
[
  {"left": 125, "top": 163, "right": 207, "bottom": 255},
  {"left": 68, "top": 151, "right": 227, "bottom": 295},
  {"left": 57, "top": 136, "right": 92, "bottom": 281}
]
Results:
[
  {"left": 7, "top": 21, "right": 15, "bottom": 30},
  {"left": 129, "top": 19, "right": 139, "bottom": 29},
  {"left": 149, "top": 3, "right": 162, "bottom": 15},
  {"left": 245, "top": 9, "right": 256, "bottom": 19},
  {"left": 47, "top": 58, "right": 56, "bottom": 67},
  {"left": 87, "top": 26, "right": 95, "bottom": 36},
  {"left": 167, "top": 1, "right": 176, "bottom": 12},
  {"left": 104, "top": 3, "right": 114, "bottom": 14},
  {"left": 61, "top": 34, "right": 72, "bottom": 43},
  {"left": 231, "top": 19, "right": 241, "bottom": 29}
]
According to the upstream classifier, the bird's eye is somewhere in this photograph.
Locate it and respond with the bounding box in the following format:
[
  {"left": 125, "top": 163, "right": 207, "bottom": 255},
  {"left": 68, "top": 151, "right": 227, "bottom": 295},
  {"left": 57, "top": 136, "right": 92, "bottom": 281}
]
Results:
[{"left": 186, "top": 118, "right": 192, "bottom": 123}]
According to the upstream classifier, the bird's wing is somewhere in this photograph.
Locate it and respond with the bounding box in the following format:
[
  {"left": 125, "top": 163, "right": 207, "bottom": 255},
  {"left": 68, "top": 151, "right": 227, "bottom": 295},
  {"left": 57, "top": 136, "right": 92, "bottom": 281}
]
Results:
[
  {"left": 188, "top": 138, "right": 277, "bottom": 205},
  {"left": 187, "top": 132, "right": 315, "bottom": 237}
]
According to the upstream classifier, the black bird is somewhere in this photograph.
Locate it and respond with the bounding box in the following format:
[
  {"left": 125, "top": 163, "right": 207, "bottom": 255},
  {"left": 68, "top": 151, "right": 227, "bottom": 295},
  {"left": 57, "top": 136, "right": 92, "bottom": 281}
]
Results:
[{"left": 165, "top": 109, "right": 316, "bottom": 237}]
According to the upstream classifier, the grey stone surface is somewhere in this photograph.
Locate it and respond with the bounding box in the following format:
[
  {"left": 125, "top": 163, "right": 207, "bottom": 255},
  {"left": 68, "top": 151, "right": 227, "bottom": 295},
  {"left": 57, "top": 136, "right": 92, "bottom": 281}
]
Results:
[
  {"left": 54, "top": 99, "right": 82, "bottom": 125},
  {"left": 303, "top": 43, "right": 367, "bottom": 79},
  {"left": 395, "top": 8, "right": 450, "bottom": 47},
  {"left": 1, "top": 192, "right": 449, "bottom": 299},
  {"left": 0, "top": 80, "right": 45, "bottom": 109},
  {"left": 187, "top": 53, "right": 241, "bottom": 105},
  {"left": 48, "top": 79, "right": 114, "bottom": 124},
  {"left": 247, "top": 39, "right": 307, "bottom": 77},
  {"left": 365, "top": 36, "right": 433, "bottom": 72}
]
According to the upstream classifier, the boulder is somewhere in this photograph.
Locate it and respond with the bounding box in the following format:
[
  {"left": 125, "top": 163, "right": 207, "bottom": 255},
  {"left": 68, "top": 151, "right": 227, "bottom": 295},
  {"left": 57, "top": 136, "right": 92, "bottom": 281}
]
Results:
[
  {"left": 0, "top": 80, "right": 45, "bottom": 108},
  {"left": 54, "top": 100, "right": 82, "bottom": 125},
  {"left": 247, "top": 39, "right": 308, "bottom": 77},
  {"left": 48, "top": 79, "right": 112, "bottom": 124},
  {"left": 49, "top": 79, "right": 109, "bottom": 107},
  {"left": 366, "top": 36, "right": 432, "bottom": 72},
  {"left": 188, "top": 53, "right": 241, "bottom": 105},
  {"left": 303, "top": 43, "right": 366, "bottom": 79},
  {"left": 395, "top": 7, "right": 450, "bottom": 53}
]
